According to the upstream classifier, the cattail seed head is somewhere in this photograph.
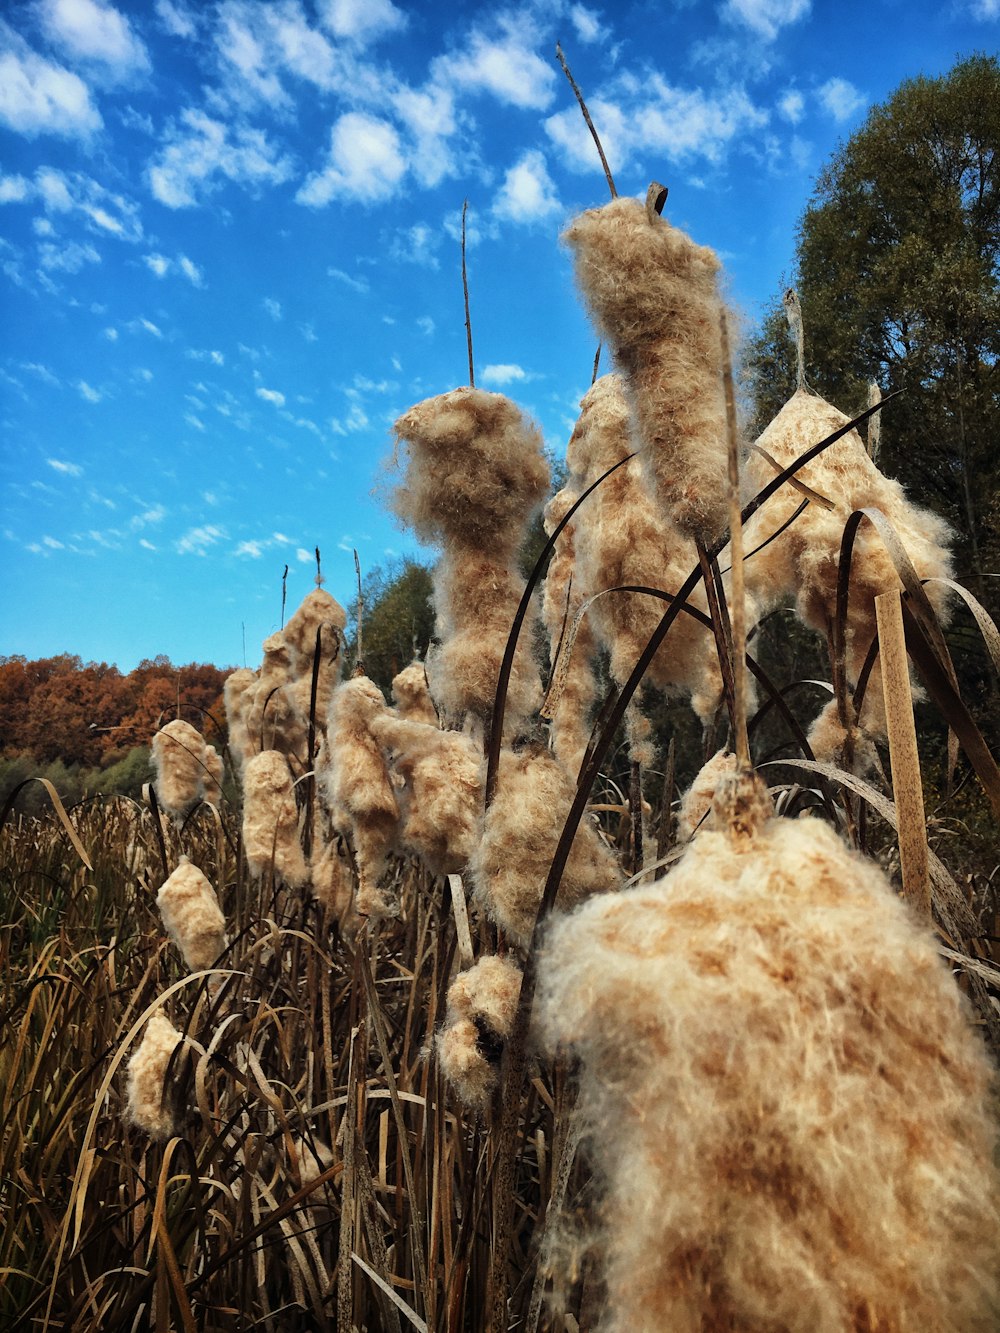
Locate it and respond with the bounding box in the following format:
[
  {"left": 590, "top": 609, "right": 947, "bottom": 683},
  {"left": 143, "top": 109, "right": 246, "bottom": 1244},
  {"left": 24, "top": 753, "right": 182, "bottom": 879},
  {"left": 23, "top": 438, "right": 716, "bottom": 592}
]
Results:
[
  {"left": 156, "top": 857, "right": 227, "bottom": 973},
  {"left": 242, "top": 750, "right": 309, "bottom": 888},
  {"left": 151, "top": 718, "right": 207, "bottom": 820},
  {"left": 437, "top": 954, "right": 523, "bottom": 1112},
  {"left": 125, "top": 1010, "right": 183, "bottom": 1140}
]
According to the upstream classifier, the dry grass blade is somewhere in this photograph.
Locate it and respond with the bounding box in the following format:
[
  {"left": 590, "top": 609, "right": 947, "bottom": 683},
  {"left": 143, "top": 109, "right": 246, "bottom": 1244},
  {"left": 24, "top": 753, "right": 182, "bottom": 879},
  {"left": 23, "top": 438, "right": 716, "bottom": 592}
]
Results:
[
  {"left": 0, "top": 777, "right": 93, "bottom": 869},
  {"left": 875, "top": 590, "right": 931, "bottom": 918},
  {"left": 352, "top": 1252, "right": 428, "bottom": 1332}
]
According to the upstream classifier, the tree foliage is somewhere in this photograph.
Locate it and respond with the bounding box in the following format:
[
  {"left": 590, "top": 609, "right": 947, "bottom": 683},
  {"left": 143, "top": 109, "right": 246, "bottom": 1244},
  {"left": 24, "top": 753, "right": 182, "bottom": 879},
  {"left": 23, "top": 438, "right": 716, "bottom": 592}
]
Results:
[
  {"left": 747, "top": 55, "right": 1000, "bottom": 609},
  {"left": 345, "top": 558, "right": 436, "bottom": 694}
]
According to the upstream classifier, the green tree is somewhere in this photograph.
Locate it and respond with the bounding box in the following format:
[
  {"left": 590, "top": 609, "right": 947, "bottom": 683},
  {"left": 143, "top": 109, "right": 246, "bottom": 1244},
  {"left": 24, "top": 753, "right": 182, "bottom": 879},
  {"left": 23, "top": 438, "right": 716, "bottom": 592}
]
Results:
[
  {"left": 748, "top": 55, "right": 1000, "bottom": 611},
  {"left": 347, "top": 558, "right": 435, "bottom": 694}
]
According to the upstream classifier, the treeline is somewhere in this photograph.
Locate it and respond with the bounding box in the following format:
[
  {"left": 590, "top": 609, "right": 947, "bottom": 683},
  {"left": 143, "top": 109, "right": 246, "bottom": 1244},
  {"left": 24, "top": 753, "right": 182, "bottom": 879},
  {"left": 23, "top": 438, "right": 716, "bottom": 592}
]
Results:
[{"left": 0, "top": 654, "right": 230, "bottom": 813}]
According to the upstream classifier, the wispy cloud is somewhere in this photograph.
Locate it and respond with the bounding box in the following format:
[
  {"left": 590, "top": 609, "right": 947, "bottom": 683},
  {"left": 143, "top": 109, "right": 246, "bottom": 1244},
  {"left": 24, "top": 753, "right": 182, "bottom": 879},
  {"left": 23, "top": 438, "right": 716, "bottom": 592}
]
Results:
[
  {"left": 77, "top": 379, "right": 102, "bottom": 402},
  {"left": 481, "top": 363, "right": 528, "bottom": 386},
  {"left": 262, "top": 296, "right": 282, "bottom": 319},
  {"left": 721, "top": 0, "right": 811, "bottom": 41},
  {"left": 0, "top": 23, "right": 102, "bottom": 138},
  {"left": 257, "top": 386, "right": 286, "bottom": 407},
  {"left": 433, "top": 15, "right": 556, "bottom": 110},
  {"left": 145, "top": 250, "right": 204, "bottom": 284},
  {"left": 327, "top": 266, "right": 370, "bottom": 293},
  {"left": 148, "top": 108, "right": 293, "bottom": 208},
  {"left": 493, "top": 149, "right": 560, "bottom": 223},
  {"left": 47, "top": 457, "right": 83, "bottom": 476},
  {"left": 817, "top": 76, "right": 865, "bottom": 122},
  {"left": 177, "top": 523, "right": 225, "bottom": 554},
  {"left": 37, "top": 0, "right": 151, "bottom": 80}
]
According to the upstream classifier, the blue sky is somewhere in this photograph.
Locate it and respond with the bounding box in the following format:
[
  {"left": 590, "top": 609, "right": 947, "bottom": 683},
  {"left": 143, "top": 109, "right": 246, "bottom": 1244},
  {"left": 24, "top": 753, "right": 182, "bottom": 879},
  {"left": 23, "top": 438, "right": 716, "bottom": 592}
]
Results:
[{"left": 2, "top": 0, "right": 996, "bottom": 670}]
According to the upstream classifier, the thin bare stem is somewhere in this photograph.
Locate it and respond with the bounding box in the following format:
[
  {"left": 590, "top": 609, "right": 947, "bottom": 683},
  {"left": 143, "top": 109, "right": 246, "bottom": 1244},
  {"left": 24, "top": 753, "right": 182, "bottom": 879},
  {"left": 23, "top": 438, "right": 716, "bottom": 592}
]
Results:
[
  {"left": 555, "top": 42, "right": 617, "bottom": 198},
  {"left": 462, "top": 199, "right": 475, "bottom": 388},
  {"left": 280, "top": 564, "right": 289, "bottom": 629},
  {"left": 315, "top": 545, "right": 324, "bottom": 588},
  {"left": 354, "top": 549, "right": 364, "bottom": 671},
  {"left": 721, "top": 308, "right": 750, "bottom": 771},
  {"left": 592, "top": 343, "right": 601, "bottom": 384},
  {"left": 783, "top": 288, "right": 806, "bottom": 391}
]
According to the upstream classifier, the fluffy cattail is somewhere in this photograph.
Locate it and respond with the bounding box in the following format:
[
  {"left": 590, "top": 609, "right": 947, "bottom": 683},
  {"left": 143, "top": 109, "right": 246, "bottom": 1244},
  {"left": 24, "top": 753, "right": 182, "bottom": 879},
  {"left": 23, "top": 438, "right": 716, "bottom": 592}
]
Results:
[
  {"left": 125, "top": 1010, "right": 183, "bottom": 1140},
  {"left": 676, "top": 748, "right": 737, "bottom": 840},
  {"left": 369, "top": 711, "right": 483, "bottom": 876},
  {"left": 203, "top": 744, "right": 224, "bottom": 805},
  {"left": 323, "top": 676, "right": 400, "bottom": 918},
  {"left": 566, "top": 375, "right": 723, "bottom": 725},
  {"left": 540, "top": 487, "right": 599, "bottom": 779},
  {"left": 436, "top": 954, "right": 523, "bottom": 1112},
  {"left": 564, "top": 195, "right": 731, "bottom": 541},
  {"left": 391, "top": 661, "right": 438, "bottom": 726},
  {"left": 743, "top": 388, "right": 952, "bottom": 758},
  {"left": 245, "top": 633, "right": 306, "bottom": 763},
  {"left": 242, "top": 750, "right": 309, "bottom": 888},
  {"left": 309, "top": 827, "right": 358, "bottom": 931},
  {"left": 151, "top": 718, "right": 207, "bottom": 820},
  {"left": 428, "top": 553, "right": 543, "bottom": 729},
  {"left": 469, "top": 745, "right": 622, "bottom": 952},
  {"left": 156, "top": 857, "right": 227, "bottom": 973},
  {"left": 391, "top": 388, "right": 550, "bottom": 735},
  {"left": 223, "top": 667, "right": 258, "bottom": 773},
  {"left": 538, "top": 787, "right": 1000, "bottom": 1332},
  {"left": 391, "top": 387, "right": 550, "bottom": 562},
  {"left": 283, "top": 588, "right": 347, "bottom": 736}
]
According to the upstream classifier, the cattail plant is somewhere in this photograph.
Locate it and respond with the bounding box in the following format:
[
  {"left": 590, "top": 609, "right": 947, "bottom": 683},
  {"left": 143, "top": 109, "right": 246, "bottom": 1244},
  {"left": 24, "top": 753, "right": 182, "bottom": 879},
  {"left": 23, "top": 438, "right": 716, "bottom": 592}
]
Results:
[
  {"left": 242, "top": 749, "right": 309, "bottom": 889},
  {"left": 390, "top": 660, "right": 438, "bottom": 726},
  {"left": 537, "top": 771, "right": 1000, "bottom": 1332},
  {"left": 436, "top": 954, "right": 523, "bottom": 1112},
  {"left": 391, "top": 387, "right": 550, "bottom": 734},
  {"left": 244, "top": 633, "right": 307, "bottom": 764},
  {"left": 743, "top": 335, "right": 952, "bottom": 763},
  {"left": 156, "top": 856, "right": 227, "bottom": 973},
  {"left": 563, "top": 191, "right": 732, "bottom": 542},
  {"left": 469, "top": 743, "right": 621, "bottom": 952},
  {"left": 203, "top": 743, "right": 224, "bottom": 805},
  {"left": 151, "top": 717, "right": 208, "bottom": 820},
  {"left": 322, "top": 675, "right": 400, "bottom": 918},
  {"left": 540, "top": 487, "right": 599, "bottom": 778},
  {"left": 125, "top": 1010, "right": 183, "bottom": 1140},
  {"left": 369, "top": 710, "right": 483, "bottom": 877},
  {"left": 676, "top": 747, "right": 736, "bottom": 840},
  {"left": 223, "top": 667, "right": 257, "bottom": 774},
  {"left": 282, "top": 586, "right": 347, "bottom": 736},
  {"left": 563, "top": 374, "right": 724, "bottom": 732}
]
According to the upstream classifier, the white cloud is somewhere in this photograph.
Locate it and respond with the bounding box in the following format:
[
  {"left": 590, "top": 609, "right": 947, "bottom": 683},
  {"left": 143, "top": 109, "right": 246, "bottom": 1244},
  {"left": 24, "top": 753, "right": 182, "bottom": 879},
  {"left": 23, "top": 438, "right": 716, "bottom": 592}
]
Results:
[
  {"left": 39, "top": 238, "right": 101, "bottom": 271},
  {"left": 104, "top": 325, "right": 118, "bottom": 340},
  {"left": 263, "top": 296, "right": 282, "bottom": 319},
  {"left": 177, "top": 523, "right": 225, "bottom": 554},
  {"left": 235, "top": 539, "right": 265, "bottom": 557},
  {"left": 38, "top": 0, "right": 150, "bottom": 77},
  {"left": 43, "top": 534, "right": 65, "bottom": 549},
  {"left": 36, "top": 167, "right": 73, "bottom": 210},
  {"left": 435, "top": 19, "right": 556, "bottom": 110},
  {"left": 148, "top": 108, "right": 293, "bottom": 208},
  {"left": 318, "top": 0, "right": 407, "bottom": 41},
  {"left": 327, "top": 266, "right": 369, "bottom": 292},
  {"left": 187, "top": 346, "right": 224, "bottom": 365},
  {"left": 569, "top": 4, "right": 606, "bottom": 43},
  {"left": 970, "top": 0, "right": 1000, "bottom": 15},
  {"left": 298, "top": 111, "right": 407, "bottom": 206},
  {"left": 179, "top": 254, "right": 203, "bottom": 285},
  {"left": 481, "top": 363, "right": 527, "bottom": 386},
  {"left": 47, "top": 457, "right": 83, "bottom": 475},
  {"left": 137, "top": 317, "right": 162, "bottom": 336},
  {"left": 184, "top": 412, "right": 206, "bottom": 430},
  {"left": 139, "top": 537, "right": 157, "bottom": 550},
  {"left": 392, "top": 82, "right": 459, "bottom": 188},
  {"left": 721, "top": 0, "right": 810, "bottom": 40},
  {"left": 296, "top": 547, "right": 312, "bottom": 562},
  {"left": 0, "top": 173, "right": 30, "bottom": 203},
  {"left": 156, "top": 0, "right": 198, "bottom": 38},
  {"left": 329, "top": 403, "right": 369, "bottom": 434},
  {"left": 417, "top": 315, "right": 435, "bottom": 336},
  {"left": 257, "top": 386, "right": 286, "bottom": 407},
  {"left": 389, "top": 222, "right": 441, "bottom": 267},
  {"left": 144, "top": 251, "right": 170, "bottom": 276},
  {"left": 493, "top": 149, "right": 560, "bottom": 223},
  {"left": 778, "top": 89, "right": 805, "bottom": 123},
  {"left": 77, "top": 379, "right": 102, "bottom": 401},
  {"left": 131, "top": 504, "right": 165, "bottom": 528},
  {"left": 0, "top": 28, "right": 102, "bottom": 138},
  {"left": 546, "top": 78, "right": 768, "bottom": 175},
  {"left": 818, "top": 77, "right": 865, "bottom": 122}
]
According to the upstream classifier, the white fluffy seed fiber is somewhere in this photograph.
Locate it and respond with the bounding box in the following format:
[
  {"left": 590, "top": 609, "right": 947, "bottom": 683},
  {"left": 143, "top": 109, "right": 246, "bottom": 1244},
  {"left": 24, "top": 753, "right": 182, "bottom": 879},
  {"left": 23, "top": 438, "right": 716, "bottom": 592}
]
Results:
[
  {"left": 151, "top": 718, "right": 207, "bottom": 820},
  {"left": 436, "top": 954, "right": 523, "bottom": 1112},
  {"left": 242, "top": 750, "right": 308, "bottom": 888},
  {"left": 156, "top": 857, "right": 227, "bottom": 973},
  {"left": 537, "top": 811, "right": 1000, "bottom": 1333},
  {"left": 125, "top": 1010, "right": 183, "bottom": 1140}
]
